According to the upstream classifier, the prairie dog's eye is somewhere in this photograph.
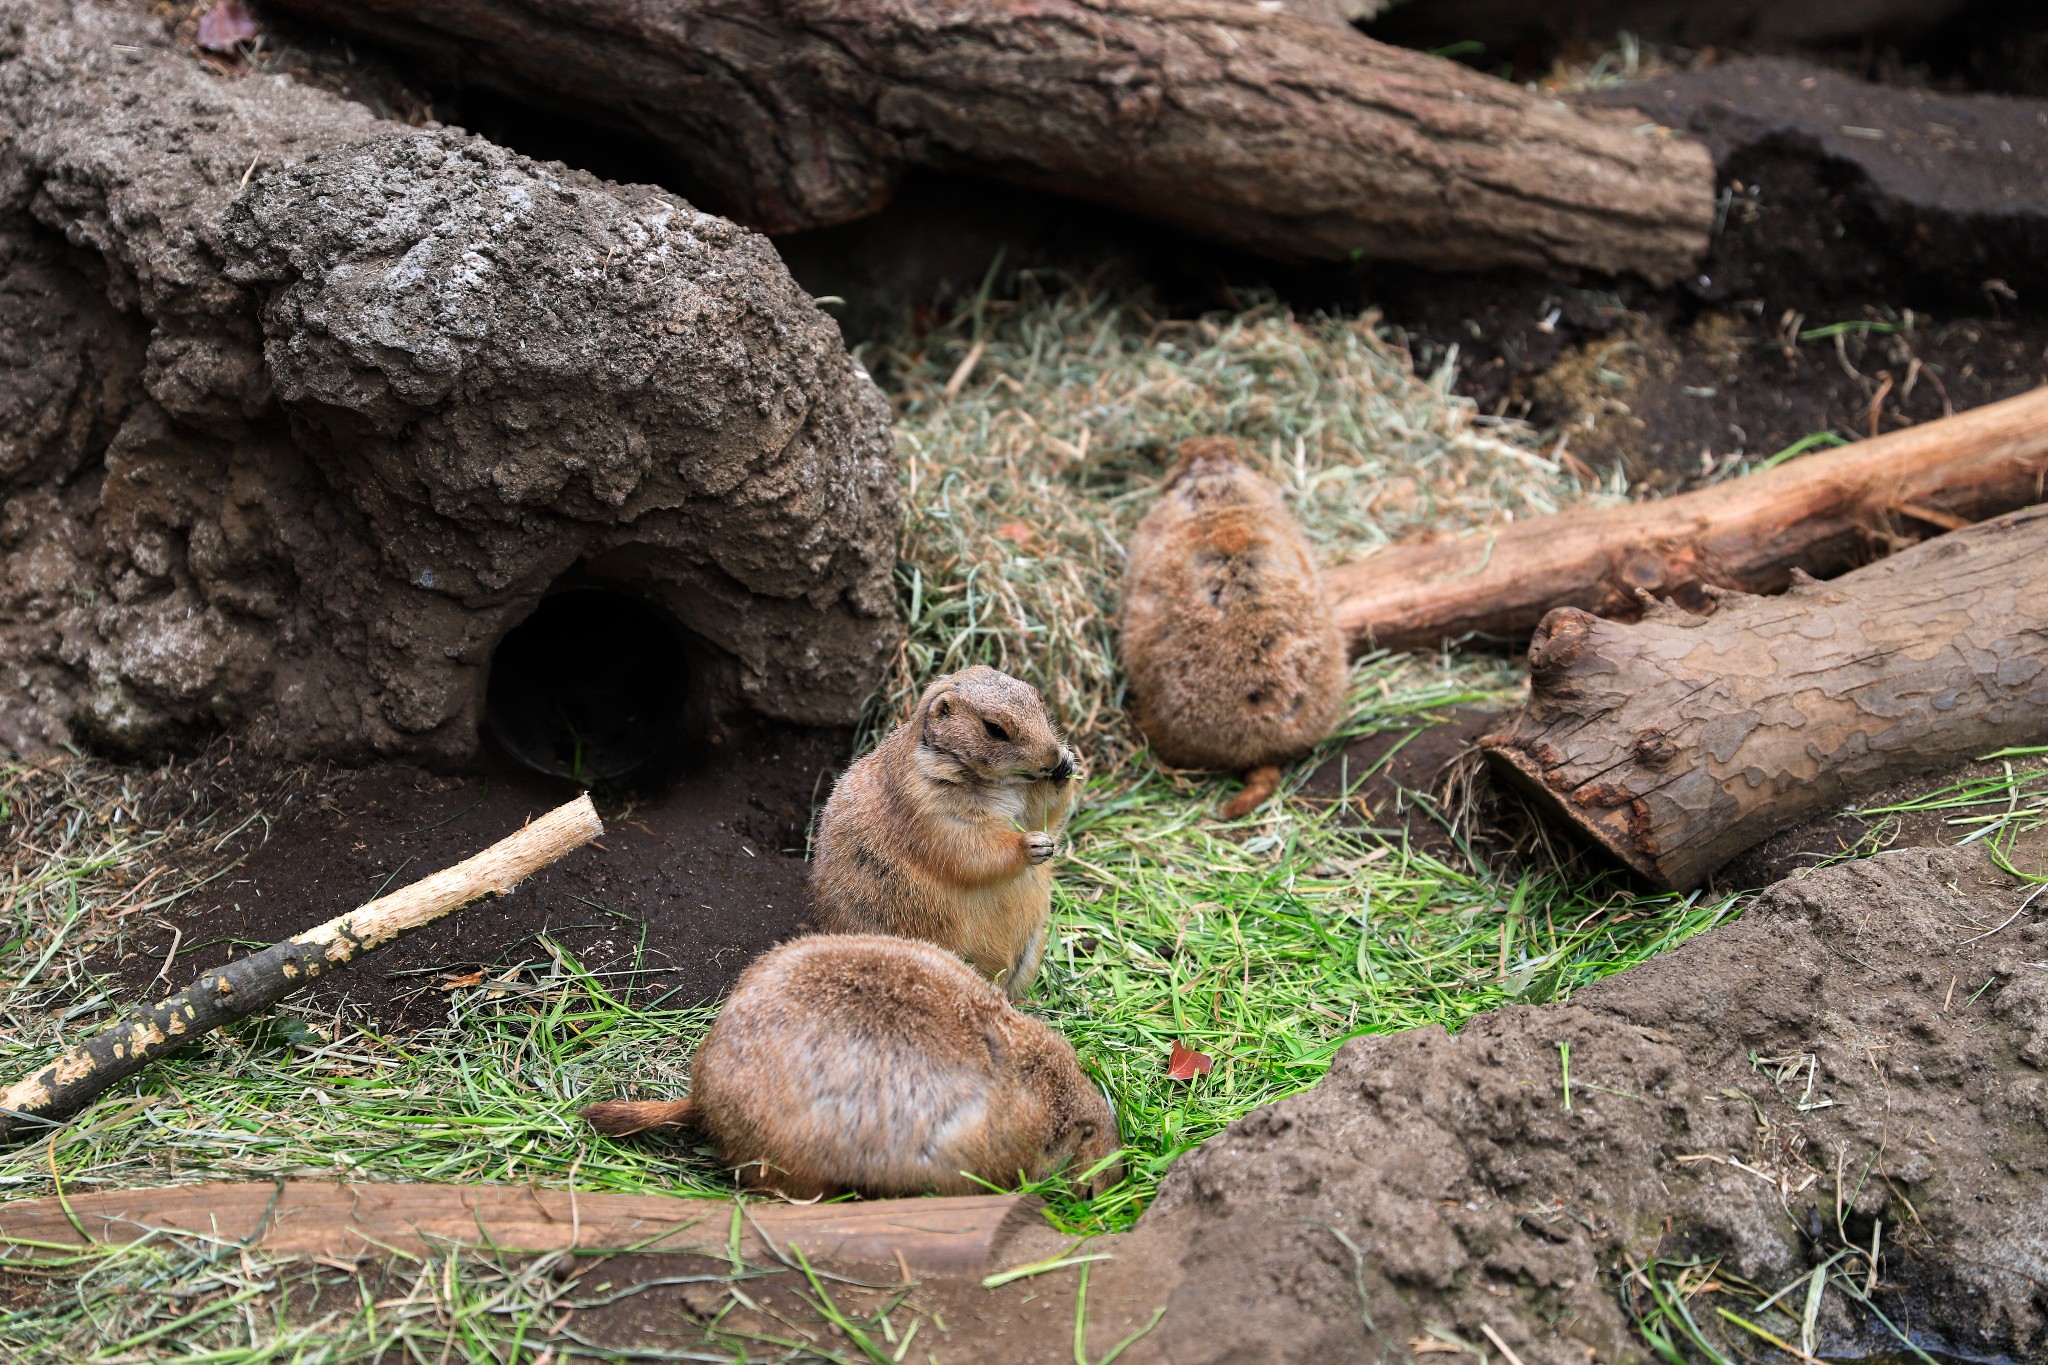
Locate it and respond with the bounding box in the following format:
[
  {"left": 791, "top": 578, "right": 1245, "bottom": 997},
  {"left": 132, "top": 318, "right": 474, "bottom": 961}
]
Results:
[{"left": 984, "top": 720, "right": 1011, "bottom": 742}]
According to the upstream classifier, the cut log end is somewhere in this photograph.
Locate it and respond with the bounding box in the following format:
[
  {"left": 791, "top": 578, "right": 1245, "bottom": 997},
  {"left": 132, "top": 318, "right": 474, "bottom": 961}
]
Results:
[
  {"left": 1483, "top": 738, "right": 1661, "bottom": 883},
  {"left": 1482, "top": 507, "right": 2048, "bottom": 890}
]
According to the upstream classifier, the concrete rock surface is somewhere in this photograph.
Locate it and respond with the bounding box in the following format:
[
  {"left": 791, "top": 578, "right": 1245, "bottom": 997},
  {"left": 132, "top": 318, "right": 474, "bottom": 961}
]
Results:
[{"left": 0, "top": 0, "right": 899, "bottom": 762}]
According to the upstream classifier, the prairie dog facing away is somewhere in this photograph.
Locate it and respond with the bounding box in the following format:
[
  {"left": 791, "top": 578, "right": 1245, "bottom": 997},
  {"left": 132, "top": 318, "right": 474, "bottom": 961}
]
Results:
[
  {"left": 1120, "top": 437, "right": 1347, "bottom": 819},
  {"left": 810, "top": 666, "right": 1079, "bottom": 999},
  {"left": 582, "top": 934, "right": 1120, "bottom": 1199}
]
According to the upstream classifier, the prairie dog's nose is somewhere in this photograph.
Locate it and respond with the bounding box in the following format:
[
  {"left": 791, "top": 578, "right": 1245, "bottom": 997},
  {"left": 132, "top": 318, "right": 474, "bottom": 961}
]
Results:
[{"left": 1048, "top": 754, "right": 1075, "bottom": 782}]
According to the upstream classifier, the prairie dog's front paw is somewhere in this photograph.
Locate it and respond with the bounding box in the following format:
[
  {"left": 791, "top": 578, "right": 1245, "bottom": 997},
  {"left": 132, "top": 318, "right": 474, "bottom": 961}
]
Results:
[{"left": 1025, "top": 832, "right": 1056, "bottom": 864}]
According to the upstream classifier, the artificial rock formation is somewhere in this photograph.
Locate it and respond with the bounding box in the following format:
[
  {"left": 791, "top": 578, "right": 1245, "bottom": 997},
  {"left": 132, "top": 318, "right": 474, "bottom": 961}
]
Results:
[{"left": 0, "top": 0, "right": 900, "bottom": 762}]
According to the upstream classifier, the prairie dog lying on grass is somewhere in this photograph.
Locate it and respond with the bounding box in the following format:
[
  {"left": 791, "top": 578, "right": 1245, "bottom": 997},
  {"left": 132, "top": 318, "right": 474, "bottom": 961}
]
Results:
[
  {"left": 810, "top": 665, "right": 1080, "bottom": 998},
  {"left": 1120, "top": 437, "right": 1347, "bottom": 819},
  {"left": 582, "top": 934, "right": 1121, "bottom": 1199}
]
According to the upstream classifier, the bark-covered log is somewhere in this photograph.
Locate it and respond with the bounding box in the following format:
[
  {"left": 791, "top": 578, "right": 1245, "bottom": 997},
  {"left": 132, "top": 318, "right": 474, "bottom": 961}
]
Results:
[
  {"left": 1328, "top": 385, "right": 2048, "bottom": 655},
  {"left": 0, "top": 796, "right": 603, "bottom": 1140},
  {"left": 1483, "top": 506, "right": 2048, "bottom": 891},
  {"left": 260, "top": 0, "right": 1715, "bottom": 283}
]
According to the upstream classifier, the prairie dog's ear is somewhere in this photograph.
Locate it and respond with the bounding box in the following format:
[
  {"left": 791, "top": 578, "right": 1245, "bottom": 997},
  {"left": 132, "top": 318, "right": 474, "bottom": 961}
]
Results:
[
  {"left": 916, "top": 676, "right": 957, "bottom": 719},
  {"left": 916, "top": 679, "right": 958, "bottom": 742}
]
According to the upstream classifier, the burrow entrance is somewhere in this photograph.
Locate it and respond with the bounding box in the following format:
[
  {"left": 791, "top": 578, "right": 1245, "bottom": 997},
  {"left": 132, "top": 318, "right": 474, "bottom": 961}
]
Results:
[{"left": 483, "top": 587, "right": 697, "bottom": 785}]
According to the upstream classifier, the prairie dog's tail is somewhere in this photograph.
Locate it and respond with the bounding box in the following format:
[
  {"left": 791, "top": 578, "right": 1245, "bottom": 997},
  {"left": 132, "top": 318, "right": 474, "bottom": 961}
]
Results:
[
  {"left": 583, "top": 1098, "right": 698, "bottom": 1136},
  {"left": 1218, "top": 765, "right": 1281, "bottom": 820}
]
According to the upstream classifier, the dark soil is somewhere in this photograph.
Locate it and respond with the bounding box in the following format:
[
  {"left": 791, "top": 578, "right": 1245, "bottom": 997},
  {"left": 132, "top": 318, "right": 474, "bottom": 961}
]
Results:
[
  {"left": 1717, "top": 750, "right": 2048, "bottom": 889},
  {"left": 1374, "top": 56, "right": 2048, "bottom": 491},
  {"left": 95, "top": 723, "right": 847, "bottom": 1029},
  {"left": 1301, "top": 707, "right": 1503, "bottom": 857}
]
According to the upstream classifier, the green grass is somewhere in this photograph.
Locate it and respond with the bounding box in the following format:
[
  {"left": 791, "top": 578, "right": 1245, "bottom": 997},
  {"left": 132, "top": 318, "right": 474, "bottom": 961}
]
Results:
[
  {"left": 1027, "top": 656, "right": 1740, "bottom": 1230},
  {"left": 1850, "top": 745, "right": 2048, "bottom": 858},
  {"left": 0, "top": 276, "right": 1759, "bottom": 1359}
]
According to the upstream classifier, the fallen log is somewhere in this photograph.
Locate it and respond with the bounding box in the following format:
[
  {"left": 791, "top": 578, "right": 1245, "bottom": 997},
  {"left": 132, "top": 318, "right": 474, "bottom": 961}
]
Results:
[
  {"left": 260, "top": 0, "right": 1714, "bottom": 282},
  {"left": 0, "top": 1181, "right": 1029, "bottom": 1275},
  {"left": 1329, "top": 384, "right": 2048, "bottom": 654},
  {"left": 0, "top": 796, "right": 603, "bottom": 1141},
  {"left": 1482, "top": 505, "right": 2048, "bottom": 891}
]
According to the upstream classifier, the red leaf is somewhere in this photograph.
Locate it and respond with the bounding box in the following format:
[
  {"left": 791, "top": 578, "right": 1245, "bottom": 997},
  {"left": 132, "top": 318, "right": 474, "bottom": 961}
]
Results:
[
  {"left": 995, "top": 522, "right": 1034, "bottom": 546},
  {"left": 1165, "top": 1040, "right": 1213, "bottom": 1081},
  {"left": 196, "top": 0, "right": 258, "bottom": 53}
]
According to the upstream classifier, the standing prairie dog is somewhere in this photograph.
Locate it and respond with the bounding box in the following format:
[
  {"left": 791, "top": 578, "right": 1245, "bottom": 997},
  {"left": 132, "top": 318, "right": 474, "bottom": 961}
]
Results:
[
  {"left": 810, "top": 665, "right": 1080, "bottom": 999},
  {"left": 582, "top": 934, "right": 1120, "bottom": 1199},
  {"left": 1120, "top": 437, "right": 1347, "bottom": 819}
]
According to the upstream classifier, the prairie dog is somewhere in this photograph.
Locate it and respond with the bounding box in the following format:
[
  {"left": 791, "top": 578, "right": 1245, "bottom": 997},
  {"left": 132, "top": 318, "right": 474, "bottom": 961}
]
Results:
[
  {"left": 810, "top": 665, "right": 1079, "bottom": 999},
  {"left": 582, "top": 934, "right": 1121, "bottom": 1199},
  {"left": 1120, "top": 437, "right": 1347, "bottom": 818}
]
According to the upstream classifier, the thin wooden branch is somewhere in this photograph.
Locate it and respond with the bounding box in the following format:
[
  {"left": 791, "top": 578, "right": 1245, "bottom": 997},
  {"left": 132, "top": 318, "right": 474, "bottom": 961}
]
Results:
[
  {"left": 0, "top": 796, "right": 604, "bottom": 1141},
  {"left": 1328, "top": 385, "right": 2048, "bottom": 654},
  {"left": 0, "top": 1181, "right": 1031, "bottom": 1275}
]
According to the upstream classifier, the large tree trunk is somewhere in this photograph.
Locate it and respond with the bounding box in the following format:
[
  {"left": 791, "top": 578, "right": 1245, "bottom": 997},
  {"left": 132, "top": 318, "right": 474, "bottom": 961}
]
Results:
[
  {"left": 260, "top": 0, "right": 1715, "bottom": 283},
  {"left": 1483, "top": 505, "right": 2048, "bottom": 891},
  {"left": 1327, "top": 385, "right": 2048, "bottom": 655}
]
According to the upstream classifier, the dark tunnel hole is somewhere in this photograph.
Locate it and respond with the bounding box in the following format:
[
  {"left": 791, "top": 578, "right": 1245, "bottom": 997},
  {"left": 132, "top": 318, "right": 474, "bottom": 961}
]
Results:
[{"left": 484, "top": 588, "right": 696, "bottom": 785}]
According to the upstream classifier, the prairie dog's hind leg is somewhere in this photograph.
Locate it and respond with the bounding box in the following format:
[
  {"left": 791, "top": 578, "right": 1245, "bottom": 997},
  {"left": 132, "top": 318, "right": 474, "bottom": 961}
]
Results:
[{"left": 1006, "top": 919, "right": 1048, "bottom": 1001}]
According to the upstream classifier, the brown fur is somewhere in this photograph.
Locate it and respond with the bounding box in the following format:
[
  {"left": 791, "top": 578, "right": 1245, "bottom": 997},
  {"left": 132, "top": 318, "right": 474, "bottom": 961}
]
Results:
[
  {"left": 1120, "top": 438, "right": 1347, "bottom": 816},
  {"left": 810, "top": 666, "right": 1080, "bottom": 998},
  {"left": 581, "top": 934, "right": 1121, "bottom": 1199}
]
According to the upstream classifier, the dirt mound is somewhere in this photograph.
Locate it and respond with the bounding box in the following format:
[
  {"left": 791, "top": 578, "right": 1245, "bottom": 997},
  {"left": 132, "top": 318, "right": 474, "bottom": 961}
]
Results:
[
  {"left": 1066, "top": 841, "right": 2048, "bottom": 1363},
  {"left": 1585, "top": 56, "right": 2048, "bottom": 309},
  {"left": 0, "top": 0, "right": 899, "bottom": 764}
]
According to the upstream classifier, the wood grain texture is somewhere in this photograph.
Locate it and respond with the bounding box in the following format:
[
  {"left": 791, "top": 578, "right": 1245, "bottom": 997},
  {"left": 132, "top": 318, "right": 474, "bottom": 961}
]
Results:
[
  {"left": 1483, "top": 505, "right": 2048, "bottom": 890},
  {"left": 260, "top": 0, "right": 1713, "bottom": 281},
  {"left": 1328, "top": 385, "right": 2048, "bottom": 654},
  {"left": 0, "top": 1181, "right": 1031, "bottom": 1274}
]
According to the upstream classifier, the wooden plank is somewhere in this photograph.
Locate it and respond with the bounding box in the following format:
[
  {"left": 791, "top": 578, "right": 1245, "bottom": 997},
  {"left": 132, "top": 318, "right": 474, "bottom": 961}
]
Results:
[{"left": 0, "top": 1181, "right": 1032, "bottom": 1275}]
